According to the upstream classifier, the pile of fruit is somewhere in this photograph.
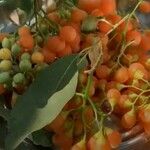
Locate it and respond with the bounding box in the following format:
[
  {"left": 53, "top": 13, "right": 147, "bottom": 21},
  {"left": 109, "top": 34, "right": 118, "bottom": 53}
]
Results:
[{"left": 1, "top": 0, "right": 150, "bottom": 149}]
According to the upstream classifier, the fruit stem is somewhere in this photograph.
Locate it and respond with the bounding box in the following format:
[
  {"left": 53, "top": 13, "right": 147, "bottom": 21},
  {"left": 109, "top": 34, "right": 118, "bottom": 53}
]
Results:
[
  {"left": 88, "top": 97, "right": 100, "bottom": 129},
  {"left": 75, "top": 92, "right": 84, "bottom": 97},
  {"left": 106, "top": 14, "right": 130, "bottom": 35},
  {"left": 117, "top": 41, "right": 135, "bottom": 67},
  {"left": 140, "top": 78, "right": 150, "bottom": 87},
  {"left": 84, "top": 74, "right": 93, "bottom": 100},
  {"left": 133, "top": 89, "right": 150, "bottom": 105},
  {"left": 123, "top": 84, "right": 143, "bottom": 92},
  {"left": 82, "top": 105, "right": 87, "bottom": 141},
  {"left": 40, "top": 8, "right": 59, "bottom": 33}
]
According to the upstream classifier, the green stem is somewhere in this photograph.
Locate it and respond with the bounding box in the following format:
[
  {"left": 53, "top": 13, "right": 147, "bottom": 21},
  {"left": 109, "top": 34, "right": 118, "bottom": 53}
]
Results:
[
  {"left": 33, "top": 0, "right": 46, "bottom": 40},
  {"left": 123, "top": 0, "right": 143, "bottom": 36},
  {"left": 82, "top": 100, "right": 86, "bottom": 140},
  {"left": 99, "top": 114, "right": 104, "bottom": 132},
  {"left": 106, "top": 14, "right": 130, "bottom": 35},
  {"left": 84, "top": 74, "right": 93, "bottom": 99},
  {"left": 76, "top": 74, "right": 94, "bottom": 139},
  {"left": 40, "top": 8, "right": 59, "bottom": 33},
  {"left": 115, "top": 0, "right": 144, "bottom": 67},
  {"left": 88, "top": 97, "right": 99, "bottom": 129},
  {"left": 117, "top": 40, "right": 135, "bottom": 66}
]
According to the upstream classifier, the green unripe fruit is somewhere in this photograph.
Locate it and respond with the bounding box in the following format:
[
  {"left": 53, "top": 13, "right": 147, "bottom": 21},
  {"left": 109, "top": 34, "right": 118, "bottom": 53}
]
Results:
[
  {"left": 0, "top": 60, "right": 12, "bottom": 71},
  {"left": 2, "top": 37, "right": 11, "bottom": 49},
  {"left": 60, "top": 9, "right": 71, "bottom": 19},
  {"left": 0, "top": 48, "right": 11, "bottom": 60},
  {"left": 36, "top": 35, "right": 43, "bottom": 44},
  {"left": 0, "top": 72, "right": 10, "bottom": 84},
  {"left": 13, "top": 73, "right": 25, "bottom": 84},
  {"left": 81, "top": 16, "right": 98, "bottom": 33},
  {"left": 21, "top": 53, "right": 31, "bottom": 60},
  {"left": 19, "top": 59, "right": 32, "bottom": 72},
  {"left": 11, "top": 43, "right": 21, "bottom": 56},
  {"left": 10, "top": 37, "right": 16, "bottom": 46}
]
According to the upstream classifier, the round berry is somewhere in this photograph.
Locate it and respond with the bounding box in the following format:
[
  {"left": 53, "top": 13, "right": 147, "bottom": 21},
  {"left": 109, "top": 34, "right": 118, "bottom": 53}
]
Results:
[
  {"left": 2, "top": 37, "right": 11, "bottom": 49},
  {"left": 9, "top": 37, "right": 16, "bottom": 46},
  {"left": 13, "top": 73, "right": 25, "bottom": 84},
  {"left": 11, "top": 43, "right": 21, "bottom": 56},
  {"left": 21, "top": 53, "right": 31, "bottom": 60},
  {"left": 19, "top": 59, "right": 32, "bottom": 72},
  {"left": 60, "top": 26, "right": 77, "bottom": 43},
  {"left": 139, "top": 1, "right": 150, "bottom": 13},
  {"left": 35, "top": 35, "right": 43, "bottom": 44},
  {"left": 0, "top": 72, "right": 10, "bottom": 84},
  {"left": 31, "top": 51, "right": 44, "bottom": 64},
  {"left": 0, "top": 48, "right": 11, "bottom": 60},
  {"left": 0, "top": 60, "right": 12, "bottom": 71},
  {"left": 81, "top": 16, "right": 98, "bottom": 33},
  {"left": 114, "top": 67, "right": 129, "bottom": 83}
]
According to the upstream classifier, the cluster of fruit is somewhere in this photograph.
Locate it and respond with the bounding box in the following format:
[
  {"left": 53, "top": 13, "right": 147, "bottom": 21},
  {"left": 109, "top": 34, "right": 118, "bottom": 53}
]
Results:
[
  {"left": 44, "top": 0, "right": 150, "bottom": 150},
  {"left": 1, "top": 0, "right": 150, "bottom": 149}
]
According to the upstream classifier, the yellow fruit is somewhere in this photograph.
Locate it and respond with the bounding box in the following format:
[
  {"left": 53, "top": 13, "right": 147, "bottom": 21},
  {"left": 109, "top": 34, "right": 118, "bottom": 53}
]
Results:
[
  {"left": 0, "top": 48, "right": 12, "bottom": 60},
  {"left": 31, "top": 51, "right": 44, "bottom": 64},
  {"left": 0, "top": 60, "right": 12, "bottom": 71}
]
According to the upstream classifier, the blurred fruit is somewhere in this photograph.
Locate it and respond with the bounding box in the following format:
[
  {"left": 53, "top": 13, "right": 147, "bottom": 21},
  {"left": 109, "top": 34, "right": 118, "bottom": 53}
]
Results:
[
  {"left": 11, "top": 43, "right": 21, "bottom": 56},
  {"left": 0, "top": 60, "right": 12, "bottom": 71},
  {"left": 13, "top": 73, "right": 25, "bottom": 84},
  {"left": 0, "top": 48, "right": 11, "bottom": 60},
  {"left": 2, "top": 38, "right": 11, "bottom": 49},
  {"left": 19, "top": 59, "right": 32, "bottom": 72},
  {"left": 0, "top": 72, "right": 10, "bottom": 84}
]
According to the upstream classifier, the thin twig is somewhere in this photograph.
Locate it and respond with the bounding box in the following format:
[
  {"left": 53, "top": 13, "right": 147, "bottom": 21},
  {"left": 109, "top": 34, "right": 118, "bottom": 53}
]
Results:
[{"left": 106, "top": 14, "right": 130, "bottom": 35}]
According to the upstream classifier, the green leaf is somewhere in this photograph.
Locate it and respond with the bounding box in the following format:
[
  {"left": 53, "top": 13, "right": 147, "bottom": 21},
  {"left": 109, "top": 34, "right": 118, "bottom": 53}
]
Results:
[
  {"left": 77, "top": 56, "right": 88, "bottom": 71},
  {"left": 28, "top": 130, "right": 51, "bottom": 147},
  {"left": 0, "top": 0, "right": 6, "bottom": 6},
  {"left": 16, "top": 143, "right": 38, "bottom": 150},
  {"left": 0, "top": 106, "right": 10, "bottom": 121},
  {"left": 0, "top": 96, "right": 10, "bottom": 121},
  {"left": 0, "top": 117, "right": 7, "bottom": 149},
  {"left": 6, "top": 71, "right": 78, "bottom": 150}
]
